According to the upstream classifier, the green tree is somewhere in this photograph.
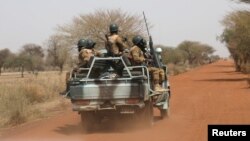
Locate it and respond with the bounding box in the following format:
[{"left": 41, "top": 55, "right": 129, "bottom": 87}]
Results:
[
  {"left": 0, "top": 48, "right": 12, "bottom": 75},
  {"left": 161, "top": 46, "right": 187, "bottom": 65},
  {"left": 210, "top": 55, "right": 221, "bottom": 63},
  {"left": 220, "top": 10, "right": 250, "bottom": 71},
  {"left": 236, "top": 0, "right": 250, "bottom": 3},
  {"left": 19, "top": 43, "right": 45, "bottom": 73},
  {"left": 177, "top": 41, "right": 215, "bottom": 65}
]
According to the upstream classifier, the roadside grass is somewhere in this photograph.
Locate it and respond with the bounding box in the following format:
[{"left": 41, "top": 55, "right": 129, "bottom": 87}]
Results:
[
  {"left": 167, "top": 63, "right": 191, "bottom": 76},
  {"left": 0, "top": 72, "right": 69, "bottom": 128}
]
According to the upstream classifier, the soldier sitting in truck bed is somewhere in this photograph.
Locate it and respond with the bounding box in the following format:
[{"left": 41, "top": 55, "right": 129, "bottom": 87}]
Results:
[
  {"left": 78, "top": 39, "right": 101, "bottom": 68},
  {"left": 129, "top": 35, "right": 167, "bottom": 92},
  {"left": 104, "top": 23, "right": 129, "bottom": 77},
  {"left": 63, "top": 39, "right": 101, "bottom": 95}
]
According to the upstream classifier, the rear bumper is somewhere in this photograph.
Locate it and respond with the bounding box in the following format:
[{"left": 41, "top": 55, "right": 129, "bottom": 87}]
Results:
[{"left": 72, "top": 102, "right": 145, "bottom": 112}]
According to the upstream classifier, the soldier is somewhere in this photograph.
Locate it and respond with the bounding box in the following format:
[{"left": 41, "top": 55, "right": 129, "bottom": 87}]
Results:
[
  {"left": 106, "top": 23, "right": 129, "bottom": 56},
  {"left": 104, "top": 23, "right": 129, "bottom": 77},
  {"left": 62, "top": 39, "right": 100, "bottom": 95},
  {"left": 77, "top": 39, "right": 87, "bottom": 52},
  {"left": 62, "top": 39, "right": 86, "bottom": 95},
  {"left": 130, "top": 35, "right": 167, "bottom": 92},
  {"left": 78, "top": 39, "right": 101, "bottom": 68}
]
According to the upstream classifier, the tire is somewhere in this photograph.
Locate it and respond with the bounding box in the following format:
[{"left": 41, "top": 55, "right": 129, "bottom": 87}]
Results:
[
  {"left": 81, "top": 112, "right": 97, "bottom": 133},
  {"left": 160, "top": 92, "right": 170, "bottom": 119},
  {"left": 160, "top": 109, "right": 169, "bottom": 119},
  {"left": 139, "top": 101, "right": 153, "bottom": 127}
]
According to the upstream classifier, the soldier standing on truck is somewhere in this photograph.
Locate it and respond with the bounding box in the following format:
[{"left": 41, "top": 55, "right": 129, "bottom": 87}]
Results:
[
  {"left": 104, "top": 23, "right": 129, "bottom": 77},
  {"left": 130, "top": 35, "right": 167, "bottom": 92}
]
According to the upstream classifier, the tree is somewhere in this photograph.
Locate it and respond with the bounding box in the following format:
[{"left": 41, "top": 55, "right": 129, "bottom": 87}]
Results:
[
  {"left": 19, "top": 43, "right": 45, "bottom": 73},
  {"left": 177, "top": 41, "right": 202, "bottom": 65},
  {"left": 0, "top": 48, "right": 12, "bottom": 75},
  {"left": 220, "top": 10, "right": 250, "bottom": 72},
  {"left": 177, "top": 41, "right": 215, "bottom": 65},
  {"left": 235, "top": 0, "right": 250, "bottom": 3},
  {"left": 56, "top": 9, "right": 147, "bottom": 49},
  {"left": 46, "top": 35, "right": 71, "bottom": 73},
  {"left": 210, "top": 55, "right": 221, "bottom": 63},
  {"left": 199, "top": 44, "right": 215, "bottom": 64},
  {"left": 160, "top": 46, "right": 187, "bottom": 65}
]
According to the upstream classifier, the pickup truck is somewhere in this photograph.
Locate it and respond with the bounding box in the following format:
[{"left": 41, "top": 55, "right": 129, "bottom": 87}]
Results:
[{"left": 66, "top": 50, "right": 170, "bottom": 132}]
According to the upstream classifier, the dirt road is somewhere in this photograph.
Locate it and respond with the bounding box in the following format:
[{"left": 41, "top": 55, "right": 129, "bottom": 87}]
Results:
[{"left": 1, "top": 60, "right": 250, "bottom": 141}]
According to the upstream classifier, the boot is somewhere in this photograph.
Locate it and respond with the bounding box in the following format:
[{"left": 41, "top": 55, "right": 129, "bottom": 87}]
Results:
[{"left": 154, "top": 84, "right": 167, "bottom": 92}]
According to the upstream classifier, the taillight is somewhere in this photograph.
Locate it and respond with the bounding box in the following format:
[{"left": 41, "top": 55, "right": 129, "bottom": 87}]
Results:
[
  {"left": 73, "top": 100, "right": 90, "bottom": 105},
  {"left": 125, "top": 99, "right": 139, "bottom": 104}
]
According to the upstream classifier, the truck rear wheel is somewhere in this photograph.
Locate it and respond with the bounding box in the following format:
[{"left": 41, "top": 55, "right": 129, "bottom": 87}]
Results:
[
  {"left": 81, "top": 112, "right": 98, "bottom": 133},
  {"left": 139, "top": 101, "right": 153, "bottom": 127},
  {"left": 160, "top": 109, "right": 169, "bottom": 119}
]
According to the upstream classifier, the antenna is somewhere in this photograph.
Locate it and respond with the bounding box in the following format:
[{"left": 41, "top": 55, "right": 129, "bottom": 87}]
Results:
[{"left": 143, "top": 11, "right": 150, "bottom": 38}]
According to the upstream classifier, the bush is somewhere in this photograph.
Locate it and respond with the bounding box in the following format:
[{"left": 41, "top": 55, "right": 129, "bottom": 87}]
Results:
[
  {"left": 0, "top": 72, "right": 66, "bottom": 127},
  {"left": 167, "top": 63, "right": 189, "bottom": 75},
  {"left": 23, "top": 83, "right": 47, "bottom": 103},
  {"left": 0, "top": 86, "right": 30, "bottom": 126}
]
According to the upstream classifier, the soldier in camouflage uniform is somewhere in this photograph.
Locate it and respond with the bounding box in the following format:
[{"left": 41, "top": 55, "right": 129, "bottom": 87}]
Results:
[
  {"left": 78, "top": 39, "right": 101, "bottom": 68},
  {"left": 63, "top": 39, "right": 100, "bottom": 95},
  {"left": 106, "top": 23, "right": 129, "bottom": 56},
  {"left": 104, "top": 24, "right": 129, "bottom": 77},
  {"left": 130, "top": 35, "right": 166, "bottom": 92}
]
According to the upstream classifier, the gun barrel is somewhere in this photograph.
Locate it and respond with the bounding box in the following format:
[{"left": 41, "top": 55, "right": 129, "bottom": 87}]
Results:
[
  {"left": 143, "top": 12, "right": 162, "bottom": 68},
  {"left": 143, "top": 12, "right": 150, "bottom": 37}
]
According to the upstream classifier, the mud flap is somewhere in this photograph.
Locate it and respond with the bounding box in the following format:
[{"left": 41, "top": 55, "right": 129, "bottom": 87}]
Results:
[{"left": 162, "top": 101, "right": 168, "bottom": 110}]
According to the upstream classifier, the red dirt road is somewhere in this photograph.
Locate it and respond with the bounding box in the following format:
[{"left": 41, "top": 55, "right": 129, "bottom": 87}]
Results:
[{"left": 1, "top": 60, "right": 250, "bottom": 141}]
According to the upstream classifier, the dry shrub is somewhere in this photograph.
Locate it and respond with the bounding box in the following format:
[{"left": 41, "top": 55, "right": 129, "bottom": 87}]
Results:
[
  {"left": 173, "top": 65, "right": 188, "bottom": 75},
  {"left": 23, "top": 83, "right": 46, "bottom": 103},
  {"left": 167, "top": 63, "right": 175, "bottom": 75},
  {"left": 167, "top": 63, "right": 189, "bottom": 75},
  {"left": 8, "top": 110, "right": 27, "bottom": 126},
  {"left": 0, "top": 86, "right": 30, "bottom": 126},
  {"left": 0, "top": 71, "right": 67, "bottom": 127}
]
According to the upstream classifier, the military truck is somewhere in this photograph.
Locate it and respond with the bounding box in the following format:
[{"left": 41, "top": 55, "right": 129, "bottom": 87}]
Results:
[{"left": 65, "top": 48, "right": 171, "bottom": 132}]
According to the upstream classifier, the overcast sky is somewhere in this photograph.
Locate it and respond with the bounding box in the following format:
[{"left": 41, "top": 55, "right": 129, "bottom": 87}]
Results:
[{"left": 0, "top": 0, "right": 248, "bottom": 57}]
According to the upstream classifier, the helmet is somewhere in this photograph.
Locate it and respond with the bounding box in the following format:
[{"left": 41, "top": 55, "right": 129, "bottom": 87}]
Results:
[
  {"left": 155, "top": 47, "right": 162, "bottom": 53},
  {"left": 142, "top": 39, "right": 147, "bottom": 46},
  {"left": 77, "top": 39, "right": 87, "bottom": 48},
  {"left": 85, "top": 39, "right": 96, "bottom": 49},
  {"left": 132, "top": 35, "right": 144, "bottom": 46},
  {"left": 109, "top": 23, "right": 118, "bottom": 33}
]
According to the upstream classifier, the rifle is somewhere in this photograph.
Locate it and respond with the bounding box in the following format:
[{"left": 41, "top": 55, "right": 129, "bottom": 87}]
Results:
[{"left": 143, "top": 12, "right": 162, "bottom": 68}]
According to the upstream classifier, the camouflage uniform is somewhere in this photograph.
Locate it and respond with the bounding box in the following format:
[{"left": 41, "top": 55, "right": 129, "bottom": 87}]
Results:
[
  {"left": 104, "top": 24, "right": 129, "bottom": 77},
  {"left": 106, "top": 23, "right": 129, "bottom": 56},
  {"left": 63, "top": 39, "right": 100, "bottom": 95},
  {"left": 106, "top": 34, "right": 129, "bottom": 56},
  {"left": 78, "top": 48, "right": 101, "bottom": 68},
  {"left": 130, "top": 45, "right": 166, "bottom": 92}
]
